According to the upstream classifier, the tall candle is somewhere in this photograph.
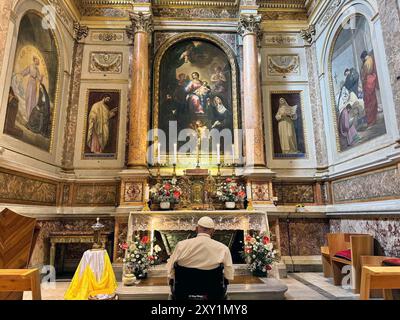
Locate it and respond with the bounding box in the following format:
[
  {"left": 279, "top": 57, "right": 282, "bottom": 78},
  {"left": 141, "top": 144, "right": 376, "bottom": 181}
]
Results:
[
  {"left": 173, "top": 143, "right": 177, "bottom": 164},
  {"left": 232, "top": 144, "right": 235, "bottom": 164},
  {"left": 157, "top": 143, "right": 161, "bottom": 164},
  {"left": 246, "top": 183, "right": 252, "bottom": 200},
  {"left": 144, "top": 183, "right": 150, "bottom": 202},
  {"left": 216, "top": 143, "right": 220, "bottom": 164}
]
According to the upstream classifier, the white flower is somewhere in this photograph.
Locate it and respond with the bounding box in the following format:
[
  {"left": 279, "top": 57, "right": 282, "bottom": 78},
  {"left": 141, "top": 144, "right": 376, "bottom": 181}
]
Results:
[
  {"left": 123, "top": 259, "right": 126, "bottom": 263},
  {"left": 154, "top": 245, "right": 162, "bottom": 253},
  {"left": 136, "top": 255, "right": 140, "bottom": 258},
  {"left": 130, "top": 254, "right": 134, "bottom": 258}
]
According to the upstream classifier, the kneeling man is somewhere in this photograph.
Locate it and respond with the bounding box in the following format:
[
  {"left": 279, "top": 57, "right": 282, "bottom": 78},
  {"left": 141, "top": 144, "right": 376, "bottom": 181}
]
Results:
[{"left": 167, "top": 216, "right": 234, "bottom": 282}]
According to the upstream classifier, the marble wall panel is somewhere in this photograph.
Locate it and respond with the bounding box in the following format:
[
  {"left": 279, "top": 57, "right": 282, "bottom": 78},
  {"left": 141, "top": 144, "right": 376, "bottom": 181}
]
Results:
[
  {"left": 0, "top": 169, "right": 57, "bottom": 205},
  {"left": 330, "top": 217, "right": 400, "bottom": 257},
  {"left": 273, "top": 183, "right": 315, "bottom": 204},
  {"left": 332, "top": 167, "right": 400, "bottom": 203},
  {"left": 279, "top": 218, "right": 330, "bottom": 256}
]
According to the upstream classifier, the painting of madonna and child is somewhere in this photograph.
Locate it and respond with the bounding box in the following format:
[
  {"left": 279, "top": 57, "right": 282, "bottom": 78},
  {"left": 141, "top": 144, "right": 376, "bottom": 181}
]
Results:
[
  {"left": 331, "top": 15, "right": 386, "bottom": 152},
  {"left": 157, "top": 39, "right": 235, "bottom": 154},
  {"left": 3, "top": 12, "right": 59, "bottom": 151}
]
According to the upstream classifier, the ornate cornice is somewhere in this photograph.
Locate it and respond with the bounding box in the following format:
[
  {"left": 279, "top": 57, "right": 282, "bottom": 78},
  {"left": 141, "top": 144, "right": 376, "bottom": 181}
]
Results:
[
  {"left": 300, "top": 24, "right": 315, "bottom": 44},
  {"left": 126, "top": 11, "right": 153, "bottom": 38},
  {"left": 73, "top": 22, "right": 89, "bottom": 41}
]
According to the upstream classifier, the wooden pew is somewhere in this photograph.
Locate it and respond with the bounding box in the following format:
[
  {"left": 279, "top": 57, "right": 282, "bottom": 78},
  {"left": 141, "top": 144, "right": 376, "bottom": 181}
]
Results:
[
  {"left": 327, "top": 233, "right": 373, "bottom": 293},
  {"left": 321, "top": 246, "right": 332, "bottom": 277},
  {"left": 0, "top": 269, "right": 41, "bottom": 300},
  {"left": 0, "top": 208, "right": 39, "bottom": 300},
  {"left": 360, "top": 266, "right": 400, "bottom": 300}
]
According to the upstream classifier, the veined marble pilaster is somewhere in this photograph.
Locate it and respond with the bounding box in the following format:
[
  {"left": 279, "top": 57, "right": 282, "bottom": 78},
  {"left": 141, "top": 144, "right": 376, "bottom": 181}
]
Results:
[
  {"left": 305, "top": 42, "right": 328, "bottom": 168},
  {"left": 127, "top": 12, "right": 153, "bottom": 168},
  {"left": 0, "top": 1, "right": 12, "bottom": 78},
  {"left": 375, "top": 0, "right": 400, "bottom": 138},
  {"left": 238, "top": 14, "right": 266, "bottom": 168},
  {"left": 61, "top": 23, "right": 88, "bottom": 170}
]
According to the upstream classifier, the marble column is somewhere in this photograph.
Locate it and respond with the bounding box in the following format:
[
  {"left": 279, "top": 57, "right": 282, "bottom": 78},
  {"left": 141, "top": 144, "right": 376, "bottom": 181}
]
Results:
[
  {"left": 238, "top": 14, "right": 266, "bottom": 168},
  {"left": 127, "top": 12, "right": 153, "bottom": 168}
]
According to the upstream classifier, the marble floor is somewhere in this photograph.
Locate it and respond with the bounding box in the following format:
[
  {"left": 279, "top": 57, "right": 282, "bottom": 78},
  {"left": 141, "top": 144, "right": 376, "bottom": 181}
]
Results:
[{"left": 23, "top": 272, "right": 359, "bottom": 300}]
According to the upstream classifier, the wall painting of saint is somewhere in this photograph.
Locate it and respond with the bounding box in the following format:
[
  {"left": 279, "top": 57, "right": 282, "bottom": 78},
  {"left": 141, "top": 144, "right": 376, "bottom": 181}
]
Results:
[
  {"left": 83, "top": 90, "right": 120, "bottom": 159},
  {"left": 330, "top": 15, "right": 386, "bottom": 152},
  {"left": 4, "top": 11, "right": 59, "bottom": 151},
  {"left": 271, "top": 92, "right": 306, "bottom": 159}
]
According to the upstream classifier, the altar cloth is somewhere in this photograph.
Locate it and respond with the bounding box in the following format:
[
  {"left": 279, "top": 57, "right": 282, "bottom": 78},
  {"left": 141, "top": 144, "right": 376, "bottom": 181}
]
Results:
[{"left": 64, "top": 249, "right": 117, "bottom": 300}]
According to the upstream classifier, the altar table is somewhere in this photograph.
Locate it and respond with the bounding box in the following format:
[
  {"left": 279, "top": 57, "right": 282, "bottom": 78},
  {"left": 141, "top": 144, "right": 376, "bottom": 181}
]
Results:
[{"left": 64, "top": 249, "right": 117, "bottom": 300}]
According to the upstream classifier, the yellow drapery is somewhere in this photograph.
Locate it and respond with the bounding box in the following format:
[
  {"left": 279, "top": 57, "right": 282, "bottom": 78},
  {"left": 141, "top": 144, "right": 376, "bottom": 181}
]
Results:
[{"left": 64, "top": 251, "right": 117, "bottom": 300}]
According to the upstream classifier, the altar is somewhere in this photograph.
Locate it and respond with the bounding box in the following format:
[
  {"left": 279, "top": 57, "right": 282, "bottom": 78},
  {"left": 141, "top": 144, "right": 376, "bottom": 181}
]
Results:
[{"left": 127, "top": 210, "right": 270, "bottom": 263}]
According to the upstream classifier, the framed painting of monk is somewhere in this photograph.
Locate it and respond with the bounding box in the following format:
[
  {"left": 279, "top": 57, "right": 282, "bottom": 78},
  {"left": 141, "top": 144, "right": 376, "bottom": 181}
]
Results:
[
  {"left": 153, "top": 35, "right": 240, "bottom": 161},
  {"left": 82, "top": 89, "right": 120, "bottom": 159},
  {"left": 270, "top": 91, "right": 306, "bottom": 159},
  {"left": 329, "top": 14, "right": 386, "bottom": 152}
]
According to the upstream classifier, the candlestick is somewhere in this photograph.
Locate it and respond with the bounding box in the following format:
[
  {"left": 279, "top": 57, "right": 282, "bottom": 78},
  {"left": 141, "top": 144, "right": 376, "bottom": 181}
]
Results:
[
  {"left": 157, "top": 143, "right": 161, "bottom": 164},
  {"left": 173, "top": 143, "right": 177, "bottom": 164}
]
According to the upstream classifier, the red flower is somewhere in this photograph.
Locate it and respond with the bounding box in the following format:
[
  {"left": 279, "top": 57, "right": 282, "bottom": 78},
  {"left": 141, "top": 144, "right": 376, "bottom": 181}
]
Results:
[
  {"left": 245, "top": 235, "right": 252, "bottom": 243},
  {"left": 245, "top": 247, "right": 252, "bottom": 254},
  {"left": 173, "top": 190, "right": 181, "bottom": 199},
  {"left": 148, "top": 255, "right": 155, "bottom": 261},
  {"left": 164, "top": 183, "right": 171, "bottom": 191},
  {"left": 238, "top": 191, "right": 245, "bottom": 197},
  {"left": 166, "top": 191, "right": 170, "bottom": 196},
  {"left": 263, "top": 236, "right": 270, "bottom": 244},
  {"left": 119, "top": 242, "right": 128, "bottom": 250},
  {"left": 226, "top": 178, "right": 232, "bottom": 183},
  {"left": 266, "top": 265, "right": 272, "bottom": 271},
  {"left": 141, "top": 236, "right": 150, "bottom": 244}
]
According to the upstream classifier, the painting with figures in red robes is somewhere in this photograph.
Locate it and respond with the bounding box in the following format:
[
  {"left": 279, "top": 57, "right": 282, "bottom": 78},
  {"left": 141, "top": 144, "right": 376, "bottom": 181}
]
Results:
[{"left": 330, "top": 15, "right": 386, "bottom": 152}]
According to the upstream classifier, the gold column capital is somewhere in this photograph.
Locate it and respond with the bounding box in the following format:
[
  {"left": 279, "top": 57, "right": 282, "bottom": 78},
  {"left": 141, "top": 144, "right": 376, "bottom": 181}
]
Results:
[
  {"left": 73, "top": 22, "right": 89, "bottom": 42},
  {"left": 238, "top": 14, "right": 262, "bottom": 37},
  {"left": 126, "top": 11, "right": 153, "bottom": 40}
]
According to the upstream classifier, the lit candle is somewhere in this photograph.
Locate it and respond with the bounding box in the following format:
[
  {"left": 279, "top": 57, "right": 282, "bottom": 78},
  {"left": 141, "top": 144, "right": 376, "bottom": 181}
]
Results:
[
  {"left": 216, "top": 143, "right": 220, "bottom": 164},
  {"left": 246, "top": 183, "right": 252, "bottom": 200},
  {"left": 144, "top": 183, "right": 150, "bottom": 202},
  {"left": 231, "top": 144, "right": 235, "bottom": 164},
  {"left": 173, "top": 143, "right": 177, "bottom": 164},
  {"left": 157, "top": 143, "right": 161, "bottom": 164}
]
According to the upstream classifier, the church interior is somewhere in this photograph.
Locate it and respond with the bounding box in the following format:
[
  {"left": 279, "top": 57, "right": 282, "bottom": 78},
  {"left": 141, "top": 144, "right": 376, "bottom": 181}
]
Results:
[{"left": 0, "top": 0, "right": 400, "bottom": 301}]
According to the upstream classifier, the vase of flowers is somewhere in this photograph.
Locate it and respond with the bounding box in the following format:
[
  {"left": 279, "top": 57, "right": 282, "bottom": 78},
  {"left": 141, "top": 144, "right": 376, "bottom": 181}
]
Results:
[
  {"left": 150, "top": 178, "right": 181, "bottom": 210},
  {"left": 120, "top": 235, "right": 161, "bottom": 281},
  {"left": 241, "top": 232, "right": 278, "bottom": 277},
  {"left": 216, "top": 178, "right": 246, "bottom": 209}
]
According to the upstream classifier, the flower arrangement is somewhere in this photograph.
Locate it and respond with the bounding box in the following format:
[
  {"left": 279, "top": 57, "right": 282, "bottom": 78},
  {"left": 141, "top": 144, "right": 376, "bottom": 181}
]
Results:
[
  {"left": 241, "top": 232, "right": 278, "bottom": 276},
  {"left": 120, "top": 235, "right": 161, "bottom": 279},
  {"left": 150, "top": 178, "right": 182, "bottom": 204},
  {"left": 216, "top": 178, "right": 246, "bottom": 203}
]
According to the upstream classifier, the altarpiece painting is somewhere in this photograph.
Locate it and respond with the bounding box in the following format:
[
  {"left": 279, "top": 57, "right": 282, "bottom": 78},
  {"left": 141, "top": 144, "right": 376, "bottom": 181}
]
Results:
[{"left": 154, "top": 37, "right": 239, "bottom": 159}]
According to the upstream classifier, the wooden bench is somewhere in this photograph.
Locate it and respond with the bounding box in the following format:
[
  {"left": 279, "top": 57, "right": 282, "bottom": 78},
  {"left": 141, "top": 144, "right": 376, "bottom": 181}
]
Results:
[
  {"left": 360, "top": 266, "right": 400, "bottom": 300},
  {"left": 0, "top": 269, "right": 41, "bottom": 300},
  {"left": 321, "top": 246, "right": 331, "bottom": 277},
  {"left": 327, "top": 233, "right": 373, "bottom": 293}
]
